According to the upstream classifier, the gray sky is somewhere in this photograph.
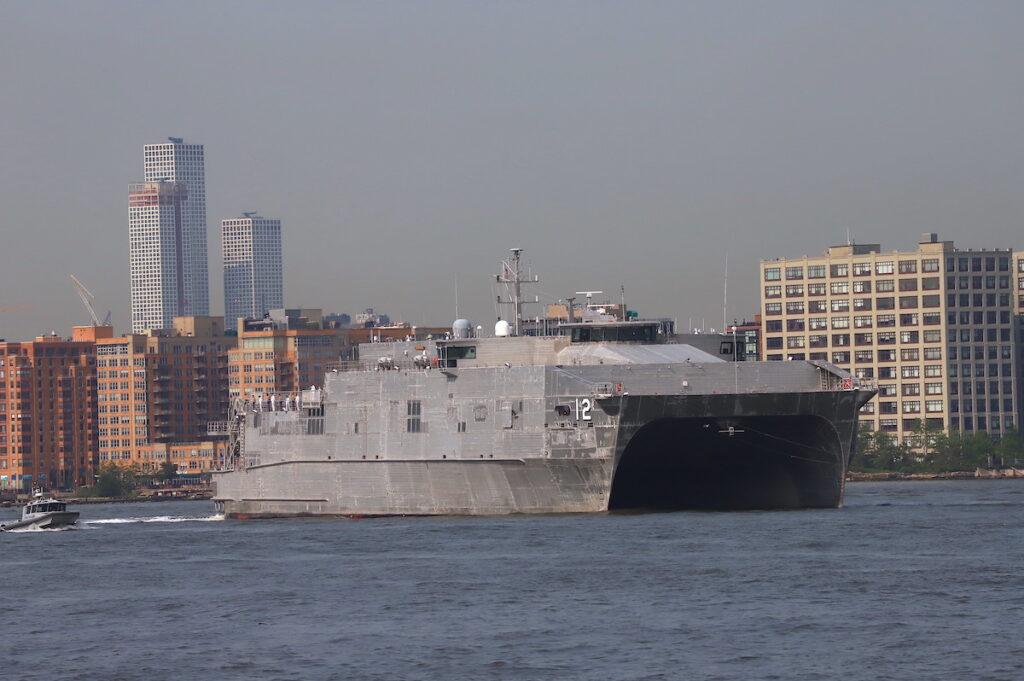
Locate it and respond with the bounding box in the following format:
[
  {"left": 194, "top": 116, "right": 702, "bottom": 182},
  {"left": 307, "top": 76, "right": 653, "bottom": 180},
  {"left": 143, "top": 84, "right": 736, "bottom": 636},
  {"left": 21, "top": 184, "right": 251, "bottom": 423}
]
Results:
[{"left": 1, "top": 1, "right": 1022, "bottom": 340}]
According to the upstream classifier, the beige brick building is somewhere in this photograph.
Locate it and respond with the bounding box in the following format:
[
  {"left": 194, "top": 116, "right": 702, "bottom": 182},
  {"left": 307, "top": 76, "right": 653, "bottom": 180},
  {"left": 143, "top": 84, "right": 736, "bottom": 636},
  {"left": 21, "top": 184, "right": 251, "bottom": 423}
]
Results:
[{"left": 761, "top": 234, "right": 1019, "bottom": 446}]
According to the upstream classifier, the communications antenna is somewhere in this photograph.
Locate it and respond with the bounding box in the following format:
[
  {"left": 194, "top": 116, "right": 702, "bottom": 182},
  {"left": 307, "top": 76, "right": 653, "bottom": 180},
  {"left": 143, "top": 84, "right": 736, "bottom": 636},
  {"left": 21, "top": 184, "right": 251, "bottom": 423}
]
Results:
[
  {"left": 575, "top": 290, "right": 604, "bottom": 309},
  {"left": 495, "top": 248, "right": 539, "bottom": 336}
]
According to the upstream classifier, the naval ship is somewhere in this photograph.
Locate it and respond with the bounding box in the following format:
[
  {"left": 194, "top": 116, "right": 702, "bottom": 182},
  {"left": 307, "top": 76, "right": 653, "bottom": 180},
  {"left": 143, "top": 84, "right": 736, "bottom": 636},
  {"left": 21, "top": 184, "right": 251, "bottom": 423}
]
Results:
[{"left": 212, "top": 250, "right": 875, "bottom": 517}]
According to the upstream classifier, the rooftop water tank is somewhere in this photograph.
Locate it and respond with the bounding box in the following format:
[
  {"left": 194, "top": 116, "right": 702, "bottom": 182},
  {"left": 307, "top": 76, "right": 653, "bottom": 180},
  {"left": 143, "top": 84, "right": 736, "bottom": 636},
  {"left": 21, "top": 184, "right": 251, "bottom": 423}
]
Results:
[{"left": 452, "top": 319, "right": 473, "bottom": 339}]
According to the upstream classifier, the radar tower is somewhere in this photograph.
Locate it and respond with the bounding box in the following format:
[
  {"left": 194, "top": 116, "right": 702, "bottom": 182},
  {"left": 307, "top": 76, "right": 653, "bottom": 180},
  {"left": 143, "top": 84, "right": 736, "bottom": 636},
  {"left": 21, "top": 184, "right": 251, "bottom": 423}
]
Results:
[{"left": 495, "top": 248, "right": 539, "bottom": 336}]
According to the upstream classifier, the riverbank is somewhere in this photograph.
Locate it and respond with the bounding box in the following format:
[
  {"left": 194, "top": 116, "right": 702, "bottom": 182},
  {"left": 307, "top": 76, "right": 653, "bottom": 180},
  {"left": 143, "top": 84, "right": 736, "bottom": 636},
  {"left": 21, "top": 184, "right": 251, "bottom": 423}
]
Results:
[
  {"left": 847, "top": 468, "right": 1023, "bottom": 482},
  {"left": 0, "top": 488, "right": 212, "bottom": 507},
  {"left": 64, "top": 491, "right": 213, "bottom": 505}
]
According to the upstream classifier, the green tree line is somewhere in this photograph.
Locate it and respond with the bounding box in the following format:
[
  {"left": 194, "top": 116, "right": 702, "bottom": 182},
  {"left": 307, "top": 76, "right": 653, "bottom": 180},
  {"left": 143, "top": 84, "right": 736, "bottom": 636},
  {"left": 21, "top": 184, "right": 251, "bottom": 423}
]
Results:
[
  {"left": 854, "top": 425, "right": 1024, "bottom": 473},
  {"left": 75, "top": 462, "right": 179, "bottom": 498}
]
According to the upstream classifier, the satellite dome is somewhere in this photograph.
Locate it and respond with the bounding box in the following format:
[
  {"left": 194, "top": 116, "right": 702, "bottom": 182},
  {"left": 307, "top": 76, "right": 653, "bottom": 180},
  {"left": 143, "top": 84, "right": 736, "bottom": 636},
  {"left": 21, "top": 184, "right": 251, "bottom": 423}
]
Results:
[
  {"left": 452, "top": 319, "right": 473, "bottom": 339},
  {"left": 494, "top": 319, "right": 511, "bottom": 337}
]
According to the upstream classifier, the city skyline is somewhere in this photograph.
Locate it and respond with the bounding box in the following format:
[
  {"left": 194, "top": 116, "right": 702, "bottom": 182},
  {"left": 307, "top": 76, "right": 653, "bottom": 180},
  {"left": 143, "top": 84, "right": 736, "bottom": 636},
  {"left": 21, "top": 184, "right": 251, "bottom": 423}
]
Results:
[{"left": 2, "top": 3, "right": 1023, "bottom": 340}]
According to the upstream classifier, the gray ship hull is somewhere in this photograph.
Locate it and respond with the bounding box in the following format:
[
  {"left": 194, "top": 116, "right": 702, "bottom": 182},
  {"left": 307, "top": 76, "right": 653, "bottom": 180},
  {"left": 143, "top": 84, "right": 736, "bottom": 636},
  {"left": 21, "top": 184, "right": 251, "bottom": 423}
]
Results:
[{"left": 213, "top": 387, "right": 870, "bottom": 518}]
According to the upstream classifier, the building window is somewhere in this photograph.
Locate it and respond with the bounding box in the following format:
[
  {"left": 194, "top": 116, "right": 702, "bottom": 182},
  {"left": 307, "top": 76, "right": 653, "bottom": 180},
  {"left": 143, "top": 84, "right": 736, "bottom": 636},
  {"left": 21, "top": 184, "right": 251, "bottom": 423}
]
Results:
[
  {"left": 876, "top": 261, "right": 894, "bottom": 275},
  {"left": 808, "top": 265, "right": 826, "bottom": 279},
  {"left": 830, "top": 264, "right": 849, "bottom": 277},
  {"left": 764, "top": 267, "right": 781, "bottom": 281},
  {"left": 854, "top": 315, "right": 873, "bottom": 329},
  {"left": 785, "top": 266, "right": 804, "bottom": 280}
]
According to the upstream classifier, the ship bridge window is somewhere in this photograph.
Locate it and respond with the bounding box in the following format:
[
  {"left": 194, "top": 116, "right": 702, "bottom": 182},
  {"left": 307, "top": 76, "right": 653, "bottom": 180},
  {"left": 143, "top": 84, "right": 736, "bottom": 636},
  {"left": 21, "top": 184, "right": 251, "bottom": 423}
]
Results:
[
  {"left": 446, "top": 346, "right": 476, "bottom": 360},
  {"left": 570, "top": 325, "right": 657, "bottom": 343}
]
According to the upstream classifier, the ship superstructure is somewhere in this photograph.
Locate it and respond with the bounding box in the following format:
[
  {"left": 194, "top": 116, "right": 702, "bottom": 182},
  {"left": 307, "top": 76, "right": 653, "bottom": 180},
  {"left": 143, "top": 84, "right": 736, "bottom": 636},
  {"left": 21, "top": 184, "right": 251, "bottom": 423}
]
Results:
[{"left": 212, "top": 250, "right": 874, "bottom": 517}]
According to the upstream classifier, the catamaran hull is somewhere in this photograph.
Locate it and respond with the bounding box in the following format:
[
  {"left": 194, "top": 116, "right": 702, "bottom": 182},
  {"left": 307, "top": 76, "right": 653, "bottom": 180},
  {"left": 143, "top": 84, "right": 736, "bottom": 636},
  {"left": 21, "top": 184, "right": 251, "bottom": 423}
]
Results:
[{"left": 213, "top": 389, "right": 871, "bottom": 518}]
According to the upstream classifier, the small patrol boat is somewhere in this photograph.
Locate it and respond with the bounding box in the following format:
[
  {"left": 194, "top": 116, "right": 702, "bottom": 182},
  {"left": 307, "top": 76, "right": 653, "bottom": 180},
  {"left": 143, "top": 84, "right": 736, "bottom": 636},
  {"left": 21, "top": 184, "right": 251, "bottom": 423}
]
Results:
[{"left": 0, "top": 491, "right": 79, "bottom": 531}]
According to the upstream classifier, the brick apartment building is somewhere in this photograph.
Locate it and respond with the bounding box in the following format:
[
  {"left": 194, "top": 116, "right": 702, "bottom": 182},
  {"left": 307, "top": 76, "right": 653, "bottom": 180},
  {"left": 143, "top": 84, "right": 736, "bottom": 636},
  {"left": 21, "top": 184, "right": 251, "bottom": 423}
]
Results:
[
  {"left": 96, "top": 316, "right": 235, "bottom": 473},
  {"left": 0, "top": 325, "right": 110, "bottom": 491}
]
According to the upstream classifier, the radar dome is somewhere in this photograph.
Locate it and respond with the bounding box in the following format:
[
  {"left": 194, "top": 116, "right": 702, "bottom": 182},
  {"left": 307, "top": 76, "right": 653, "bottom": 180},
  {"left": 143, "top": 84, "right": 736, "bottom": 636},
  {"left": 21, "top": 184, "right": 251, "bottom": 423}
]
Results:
[
  {"left": 494, "top": 319, "right": 511, "bottom": 337},
  {"left": 452, "top": 319, "right": 473, "bottom": 339}
]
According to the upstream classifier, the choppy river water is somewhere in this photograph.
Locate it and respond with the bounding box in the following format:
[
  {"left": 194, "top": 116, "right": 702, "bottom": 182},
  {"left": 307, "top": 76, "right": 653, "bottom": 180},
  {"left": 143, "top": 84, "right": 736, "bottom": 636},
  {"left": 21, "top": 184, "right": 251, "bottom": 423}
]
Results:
[{"left": 2, "top": 480, "right": 1022, "bottom": 681}]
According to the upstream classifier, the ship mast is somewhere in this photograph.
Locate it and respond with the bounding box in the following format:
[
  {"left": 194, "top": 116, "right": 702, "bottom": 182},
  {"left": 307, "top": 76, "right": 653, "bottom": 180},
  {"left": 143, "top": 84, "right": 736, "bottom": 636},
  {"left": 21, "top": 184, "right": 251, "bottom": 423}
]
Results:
[{"left": 495, "top": 248, "right": 539, "bottom": 336}]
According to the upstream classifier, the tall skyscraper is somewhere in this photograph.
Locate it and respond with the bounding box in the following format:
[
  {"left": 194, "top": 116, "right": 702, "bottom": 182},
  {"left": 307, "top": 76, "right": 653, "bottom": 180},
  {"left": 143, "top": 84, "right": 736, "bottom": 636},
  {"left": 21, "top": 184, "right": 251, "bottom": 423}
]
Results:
[
  {"left": 222, "top": 214, "right": 284, "bottom": 330},
  {"left": 129, "top": 138, "right": 209, "bottom": 333}
]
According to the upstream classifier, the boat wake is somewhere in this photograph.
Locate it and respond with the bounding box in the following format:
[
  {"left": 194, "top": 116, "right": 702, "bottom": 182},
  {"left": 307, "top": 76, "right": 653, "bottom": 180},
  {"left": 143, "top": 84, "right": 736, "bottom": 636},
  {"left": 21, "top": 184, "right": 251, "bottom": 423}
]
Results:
[
  {"left": 2, "top": 525, "right": 78, "bottom": 533},
  {"left": 84, "top": 514, "right": 224, "bottom": 525}
]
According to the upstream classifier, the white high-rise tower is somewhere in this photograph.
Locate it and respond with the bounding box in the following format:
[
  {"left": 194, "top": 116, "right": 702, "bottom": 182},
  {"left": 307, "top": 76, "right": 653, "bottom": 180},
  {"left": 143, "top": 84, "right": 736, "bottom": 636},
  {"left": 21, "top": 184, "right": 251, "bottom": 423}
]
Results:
[
  {"left": 129, "top": 137, "right": 209, "bottom": 332},
  {"left": 222, "top": 214, "right": 284, "bottom": 331}
]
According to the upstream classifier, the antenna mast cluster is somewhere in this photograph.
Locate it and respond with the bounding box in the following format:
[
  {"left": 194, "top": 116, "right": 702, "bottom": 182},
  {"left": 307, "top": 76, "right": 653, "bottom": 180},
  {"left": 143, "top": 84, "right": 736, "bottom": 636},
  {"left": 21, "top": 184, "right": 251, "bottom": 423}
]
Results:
[{"left": 495, "top": 248, "right": 539, "bottom": 336}]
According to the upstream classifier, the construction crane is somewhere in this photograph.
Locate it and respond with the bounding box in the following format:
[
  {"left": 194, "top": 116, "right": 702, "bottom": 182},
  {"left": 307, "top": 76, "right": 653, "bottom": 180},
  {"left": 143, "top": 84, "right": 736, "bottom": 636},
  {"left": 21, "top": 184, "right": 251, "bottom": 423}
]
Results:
[{"left": 69, "top": 274, "right": 102, "bottom": 326}]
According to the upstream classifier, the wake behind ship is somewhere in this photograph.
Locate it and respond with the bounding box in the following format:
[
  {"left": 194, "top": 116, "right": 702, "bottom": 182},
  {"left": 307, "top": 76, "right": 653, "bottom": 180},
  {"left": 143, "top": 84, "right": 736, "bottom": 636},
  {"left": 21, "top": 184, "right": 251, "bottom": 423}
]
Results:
[{"left": 213, "top": 250, "right": 875, "bottom": 517}]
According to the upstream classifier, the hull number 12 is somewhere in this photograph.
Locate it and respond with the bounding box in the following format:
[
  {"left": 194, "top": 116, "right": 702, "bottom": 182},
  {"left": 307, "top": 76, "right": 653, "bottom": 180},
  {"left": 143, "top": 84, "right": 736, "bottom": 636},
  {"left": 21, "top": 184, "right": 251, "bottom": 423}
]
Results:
[{"left": 574, "top": 398, "right": 593, "bottom": 421}]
